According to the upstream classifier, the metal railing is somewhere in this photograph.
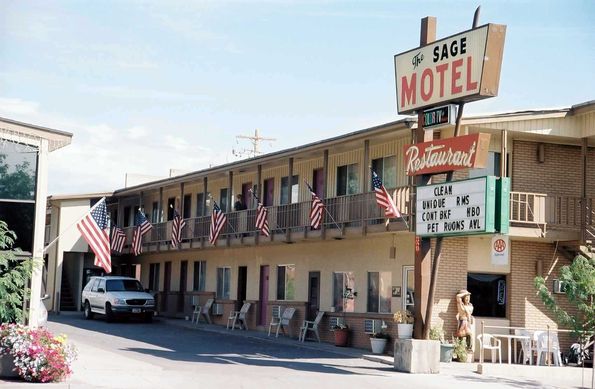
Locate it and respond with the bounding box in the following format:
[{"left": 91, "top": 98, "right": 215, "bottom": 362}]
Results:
[{"left": 120, "top": 190, "right": 593, "bottom": 249}]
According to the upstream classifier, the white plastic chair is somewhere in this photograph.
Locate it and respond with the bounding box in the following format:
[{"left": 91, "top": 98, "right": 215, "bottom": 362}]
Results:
[
  {"left": 268, "top": 307, "right": 295, "bottom": 337},
  {"left": 477, "top": 334, "right": 502, "bottom": 363},
  {"left": 514, "top": 329, "right": 533, "bottom": 365},
  {"left": 299, "top": 311, "right": 325, "bottom": 342},
  {"left": 227, "top": 302, "right": 251, "bottom": 330},
  {"left": 191, "top": 296, "right": 202, "bottom": 324},
  {"left": 536, "top": 332, "right": 562, "bottom": 366},
  {"left": 197, "top": 298, "right": 214, "bottom": 324},
  {"left": 267, "top": 306, "right": 282, "bottom": 336}
]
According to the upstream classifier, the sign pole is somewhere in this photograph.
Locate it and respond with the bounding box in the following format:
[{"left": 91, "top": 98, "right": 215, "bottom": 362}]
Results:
[
  {"left": 413, "top": 16, "right": 436, "bottom": 340},
  {"left": 421, "top": 6, "right": 481, "bottom": 340}
]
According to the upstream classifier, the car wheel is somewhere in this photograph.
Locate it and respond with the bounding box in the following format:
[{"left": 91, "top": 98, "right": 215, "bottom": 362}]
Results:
[
  {"left": 144, "top": 312, "right": 153, "bottom": 323},
  {"left": 84, "top": 301, "right": 94, "bottom": 320},
  {"left": 105, "top": 303, "right": 115, "bottom": 322}
]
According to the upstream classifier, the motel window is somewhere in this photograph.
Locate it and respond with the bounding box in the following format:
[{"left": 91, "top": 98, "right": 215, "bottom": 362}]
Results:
[
  {"left": 336, "top": 164, "right": 359, "bottom": 196},
  {"left": 467, "top": 273, "right": 506, "bottom": 318},
  {"left": 151, "top": 201, "right": 159, "bottom": 223},
  {"left": 216, "top": 267, "right": 231, "bottom": 299},
  {"left": 333, "top": 272, "right": 356, "bottom": 313},
  {"left": 148, "top": 263, "right": 160, "bottom": 292},
  {"left": 276, "top": 265, "right": 296, "bottom": 300},
  {"left": 219, "top": 188, "right": 229, "bottom": 212},
  {"left": 193, "top": 260, "right": 207, "bottom": 291},
  {"left": 183, "top": 194, "right": 192, "bottom": 219},
  {"left": 371, "top": 156, "right": 397, "bottom": 189},
  {"left": 167, "top": 197, "right": 175, "bottom": 220},
  {"left": 367, "top": 271, "right": 392, "bottom": 313},
  {"left": 280, "top": 175, "right": 299, "bottom": 205},
  {"left": 196, "top": 193, "right": 205, "bottom": 217}
]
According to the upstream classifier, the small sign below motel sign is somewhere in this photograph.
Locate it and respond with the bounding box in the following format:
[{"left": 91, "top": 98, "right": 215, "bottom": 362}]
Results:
[
  {"left": 394, "top": 24, "right": 506, "bottom": 115},
  {"left": 422, "top": 105, "right": 456, "bottom": 130},
  {"left": 416, "top": 176, "right": 499, "bottom": 237}
]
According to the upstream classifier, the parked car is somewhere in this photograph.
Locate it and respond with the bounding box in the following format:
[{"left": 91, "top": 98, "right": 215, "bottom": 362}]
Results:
[{"left": 81, "top": 276, "right": 155, "bottom": 322}]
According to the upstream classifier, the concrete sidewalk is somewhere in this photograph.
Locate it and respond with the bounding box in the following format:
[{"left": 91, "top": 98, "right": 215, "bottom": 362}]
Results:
[{"left": 166, "top": 316, "right": 594, "bottom": 387}]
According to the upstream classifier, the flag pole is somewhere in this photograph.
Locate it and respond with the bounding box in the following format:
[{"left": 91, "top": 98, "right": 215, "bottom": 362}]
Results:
[{"left": 43, "top": 196, "right": 106, "bottom": 255}]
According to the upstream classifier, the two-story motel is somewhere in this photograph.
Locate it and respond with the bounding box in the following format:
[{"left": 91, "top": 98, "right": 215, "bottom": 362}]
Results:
[{"left": 45, "top": 101, "right": 594, "bottom": 356}]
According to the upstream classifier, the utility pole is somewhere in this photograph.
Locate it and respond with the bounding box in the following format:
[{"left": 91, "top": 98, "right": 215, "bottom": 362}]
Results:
[{"left": 233, "top": 129, "right": 276, "bottom": 159}]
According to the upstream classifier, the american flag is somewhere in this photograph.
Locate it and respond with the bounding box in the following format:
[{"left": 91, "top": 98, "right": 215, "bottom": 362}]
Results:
[
  {"left": 372, "top": 170, "right": 401, "bottom": 218},
  {"left": 110, "top": 225, "right": 126, "bottom": 253},
  {"left": 171, "top": 209, "right": 186, "bottom": 248},
  {"left": 305, "top": 181, "right": 324, "bottom": 229},
  {"left": 77, "top": 198, "right": 111, "bottom": 273},
  {"left": 209, "top": 202, "right": 227, "bottom": 245},
  {"left": 132, "top": 210, "right": 153, "bottom": 256},
  {"left": 250, "top": 189, "right": 270, "bottom": 237}
]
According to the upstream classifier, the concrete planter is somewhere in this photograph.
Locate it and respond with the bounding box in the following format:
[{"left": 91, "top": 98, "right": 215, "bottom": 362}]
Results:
[
  {"left": 440, "top": 344, "right": 454, "bottom": 362},
  {"left": 394, "top": 339, "right": 440, "bottom": 374},
  {"left": 0, "top": 354, "right": 18, "bottom": 378},
  {"left": 370, "top": 338, "right": 388, "bottom": 354},
  {"left": 397, "top": 323, "right": 413, "bottom": 339}
]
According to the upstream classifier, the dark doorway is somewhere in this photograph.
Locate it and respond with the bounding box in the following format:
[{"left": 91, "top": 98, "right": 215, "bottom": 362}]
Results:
[
  {"left": 263, "top": 178, "right": 274, "bottom": 206},
  {"left": 237, "top": 266, "right": 247, "bottom": 311},
  {"left": 242, "top": 182, "right": 253, "bottom": 209},
  {"left": 258, "top": 265, "right": 270, "bottom": 326},
  {"left": 313, "top": 168, "right": 324, "bottom": 198},
  {"left": 307, "top": 271, "right": 320, "bottom": 321},
  {"left": 178, "top": 261, "right": 188, "bottom": 312},
  {"left": 163, "top": 261, "right": 172, "bottom": 312}
]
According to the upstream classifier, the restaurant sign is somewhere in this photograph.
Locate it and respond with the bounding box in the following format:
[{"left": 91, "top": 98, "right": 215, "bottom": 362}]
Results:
[
  {"left": 416, "top": 176, "right": 496, "bottom": 237},
  {"left": 394, "top": 23, "right": 506, "bottom": 115},
  {"left": 404, "top": 133, "right": 491, "bottom": 176}
]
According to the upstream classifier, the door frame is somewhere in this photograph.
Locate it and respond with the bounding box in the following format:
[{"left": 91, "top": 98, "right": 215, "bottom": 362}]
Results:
[
  {"left": 237, "top": 266, "right": 248, "bottom": 311},
  {"left": 258, "top": 265, "right": 270, "bottom": 326}
]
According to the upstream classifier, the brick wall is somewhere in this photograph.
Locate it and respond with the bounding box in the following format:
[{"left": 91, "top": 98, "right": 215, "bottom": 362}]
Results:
[
  {"left": 512, "top": 140, "right": 595, "bottom": 196},
  {"left": 431, "top": 237, "right": 469, "bottom": 339},
  {"left": 510, "top": 240, "right": 578, "bottom": 349}
]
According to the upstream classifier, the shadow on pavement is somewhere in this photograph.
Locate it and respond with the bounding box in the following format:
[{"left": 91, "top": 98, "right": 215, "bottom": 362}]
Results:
[{"left": 47, "top": 313, "right": 382, "bottom": 377}]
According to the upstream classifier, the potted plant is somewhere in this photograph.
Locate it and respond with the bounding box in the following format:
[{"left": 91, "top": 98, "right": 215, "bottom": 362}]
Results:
[
  {"left": 430, "top": 325, "right": 454, "bottom": 362},
  {"left": 393, "top": 310, "right": 414, "bottom": 339},
  {"left": 331, "top": 322, "right": 350, "bottom": 347},
  {"left": 370, "top": 331, "right": 390, "bottom": 354},
  {"left": 0, "top": 323, "right": 77, "bottom": 382},
  {"left": 452, "top": 337, "right": 468, "bottom": 362}
]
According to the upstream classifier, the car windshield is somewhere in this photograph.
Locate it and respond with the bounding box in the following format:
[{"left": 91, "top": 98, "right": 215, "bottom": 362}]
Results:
[{"left": 106, "top": 279, "right": 144, "bottom": 292}]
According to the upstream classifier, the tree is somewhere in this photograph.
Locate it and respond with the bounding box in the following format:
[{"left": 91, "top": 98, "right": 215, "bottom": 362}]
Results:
[
  {"left": 534, "top": 254, "right": 595, "bottom": 339},
  {"left": 0, "top": 220, "right": 33, "bottom": 323}
]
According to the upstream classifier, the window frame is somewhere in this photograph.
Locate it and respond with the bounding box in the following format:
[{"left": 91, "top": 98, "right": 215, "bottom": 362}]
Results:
[
  {"left": 367, "top": 271, "right": 392, "bottom": 313},
  {"left": 332, "top": 271, "right": 355, "bottom": 313},
  {"left": 336, "top": 163, "right": 359, "bottom": 196},
  {"left": 371, "top": 155, "right": 397, "bottom": 190},
  {"left": 193, "top": 260, "right": 207, "bottom": 291},
  {"left": 276, "top": 264, "right": 296, "bottom": 300},
  {"left": 216, "top": 267, "right": 231, "bottom": 299}
]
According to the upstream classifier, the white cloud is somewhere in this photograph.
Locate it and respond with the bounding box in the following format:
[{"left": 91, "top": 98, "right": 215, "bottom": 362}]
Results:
[
  {"left": 126, "top": 126, "right": 149, "bottom": 140},
  {"left": 0, "top": 97, "right": 39, "bottom": 115},
  {"left": 80, "top": 84, "right": 211, "bottom": 102}
]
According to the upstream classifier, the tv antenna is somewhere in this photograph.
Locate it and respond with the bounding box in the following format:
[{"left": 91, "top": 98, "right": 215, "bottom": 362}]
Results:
[{"left": 233, "top": 129, "right": 276, "bottom": 159}]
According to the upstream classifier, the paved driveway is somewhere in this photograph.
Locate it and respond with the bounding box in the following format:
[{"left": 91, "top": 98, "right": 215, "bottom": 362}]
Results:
[{"left": 0, "top": 313, "right": 586, "bottom": 388}]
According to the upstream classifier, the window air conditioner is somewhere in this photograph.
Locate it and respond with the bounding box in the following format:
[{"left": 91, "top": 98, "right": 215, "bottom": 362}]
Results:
[{"left": 553, "top": 279, "right": 566, "bottom": 294}]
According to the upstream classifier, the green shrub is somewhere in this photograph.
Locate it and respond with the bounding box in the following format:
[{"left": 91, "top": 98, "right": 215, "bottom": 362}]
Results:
[{"left": 0, "top": 220, "right": 33, "bottom": 323}]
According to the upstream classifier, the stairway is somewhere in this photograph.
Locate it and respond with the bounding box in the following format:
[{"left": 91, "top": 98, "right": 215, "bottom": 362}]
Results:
[
  {"left": 60, "top": 276, "right": 77, "bottom": 311},
  {"left": 557, "top": 241, "right": 594, "bottom": 261}
]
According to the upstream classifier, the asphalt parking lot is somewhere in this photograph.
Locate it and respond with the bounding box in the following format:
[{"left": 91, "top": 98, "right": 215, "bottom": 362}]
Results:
[{"left": 0, "top": 313, "right": 589, "bottom": 388}]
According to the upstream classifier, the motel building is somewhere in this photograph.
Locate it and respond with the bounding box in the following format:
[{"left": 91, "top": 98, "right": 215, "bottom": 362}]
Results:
[{"left": 44, "top": 101, "right": 595, "bottom": 360}]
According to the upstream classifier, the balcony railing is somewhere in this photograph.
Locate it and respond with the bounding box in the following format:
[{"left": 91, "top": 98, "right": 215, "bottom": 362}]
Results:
[{"left": 118, "top": 189, "right": 593, "bottom": 250}]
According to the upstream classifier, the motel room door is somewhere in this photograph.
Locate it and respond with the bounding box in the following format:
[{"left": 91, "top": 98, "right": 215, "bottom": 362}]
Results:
[
  {"left": 258, "top": 265, "right": 269, "bottom": 326},
  {"left": 237, "top": 266, "right": 247, "bottom": 311},
  {"left": 307, "top": 271, "right": 320, "bottom": 321}
]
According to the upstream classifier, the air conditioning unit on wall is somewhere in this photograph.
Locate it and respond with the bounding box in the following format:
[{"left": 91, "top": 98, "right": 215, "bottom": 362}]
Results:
[
  {"left": 212, "top": 303, "right": 224, "bottom": 315},
  {"left": 553, "top": 279, "right": 566, "bottom": 294}
]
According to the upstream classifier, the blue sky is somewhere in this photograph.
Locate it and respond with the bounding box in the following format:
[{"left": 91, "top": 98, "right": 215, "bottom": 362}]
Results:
[{"left": 1, "top": 1, "right": 593, "bottom": 194}]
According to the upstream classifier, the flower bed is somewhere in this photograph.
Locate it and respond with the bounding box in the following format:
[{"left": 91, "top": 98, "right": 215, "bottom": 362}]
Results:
[{"left": 0, "top": 323, "right": 76, "bottom": 382}]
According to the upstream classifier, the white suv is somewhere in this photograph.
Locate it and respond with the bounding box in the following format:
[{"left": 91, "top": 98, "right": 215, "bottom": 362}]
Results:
[{"left": 81, "top": 276, "right": 155, "bottom": 322}]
